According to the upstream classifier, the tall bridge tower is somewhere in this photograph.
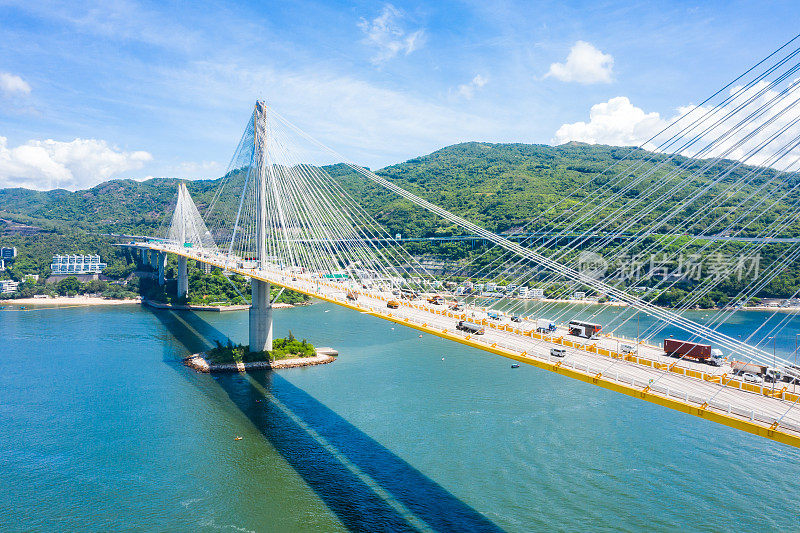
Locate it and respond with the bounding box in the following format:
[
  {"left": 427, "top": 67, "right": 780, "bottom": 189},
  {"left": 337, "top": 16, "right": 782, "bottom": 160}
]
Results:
[{"left": 249, "top": 101, "right": 273, "bottom": 352}]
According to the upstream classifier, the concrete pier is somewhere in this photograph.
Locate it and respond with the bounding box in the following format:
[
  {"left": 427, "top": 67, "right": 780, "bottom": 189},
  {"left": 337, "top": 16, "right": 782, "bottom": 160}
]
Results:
[
  {"left": 177, "top": 255, "right": 188, "bottom": 298},
  {"left": 157, "top": 252, "right": 167, "bottom": 286},
  {"left": 249, "top": 279, "right": 273, "bottom": 352},
  {"left": 248, "top": 101, "right": 274, "bottom": 353}
]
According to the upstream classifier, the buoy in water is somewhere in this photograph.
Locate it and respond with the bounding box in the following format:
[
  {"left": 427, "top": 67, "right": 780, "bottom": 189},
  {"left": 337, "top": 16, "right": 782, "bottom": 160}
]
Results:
[{"left": 418, "top": 334, "right": 423, "bottom": 338}]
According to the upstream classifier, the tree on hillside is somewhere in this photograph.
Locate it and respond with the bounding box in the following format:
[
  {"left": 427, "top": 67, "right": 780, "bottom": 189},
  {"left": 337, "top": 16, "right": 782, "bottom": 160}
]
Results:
[{"left": 56, "top": 276, "right": 81, "bottom": 296}]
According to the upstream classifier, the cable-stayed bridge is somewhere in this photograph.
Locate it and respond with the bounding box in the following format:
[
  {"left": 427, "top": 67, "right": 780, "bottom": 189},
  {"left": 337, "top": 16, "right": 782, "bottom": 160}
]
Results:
[{"left": 125, "top": 37, "right": 800, "bottom": 449}]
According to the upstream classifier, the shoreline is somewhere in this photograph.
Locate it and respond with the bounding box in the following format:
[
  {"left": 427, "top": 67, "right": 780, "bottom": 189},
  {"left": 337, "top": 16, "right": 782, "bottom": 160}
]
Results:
[
  {"left": 0, "top": 295, "right": 310, "bottom": 311},
  {"left": 184, "top": 349, "right": 337, "bottom": 373},
  {"left": 142, "top": 299, "right": 297, "bottom": 312},
  {"left": 730, "top": 305, "right": 800, "bottom": 313},
  {"left": 3, "top": 294, "right": 794, "bottom": 314}
]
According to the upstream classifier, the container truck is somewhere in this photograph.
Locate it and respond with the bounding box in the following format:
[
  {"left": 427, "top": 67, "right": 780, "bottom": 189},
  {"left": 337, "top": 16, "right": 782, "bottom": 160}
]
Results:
[
  {"left": 664, "top": 339, "right": 723, "bottom": 366},
  {"left": 731, "top": 360, "right": 767, "bottom": 375},
  {"left": 536, "top": 319, "right": 557, "bottom": 333},
  {"left": 731, "top": 360, "right": 781, "bottom": 382},
  {"left": 456, "top": 321, "right": 485, "bottom": 335},
  {"left": 782, "top": 366, "right": 800, "bottom": 384},
  {"left": 568, "top": 320, "right": 602, "bottom": 339}
]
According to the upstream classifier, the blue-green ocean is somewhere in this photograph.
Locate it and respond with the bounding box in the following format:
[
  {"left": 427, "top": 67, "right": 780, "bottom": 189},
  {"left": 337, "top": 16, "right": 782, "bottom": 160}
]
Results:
[{"left": 2, "top": 301, "right": 799, "bottom": 531}]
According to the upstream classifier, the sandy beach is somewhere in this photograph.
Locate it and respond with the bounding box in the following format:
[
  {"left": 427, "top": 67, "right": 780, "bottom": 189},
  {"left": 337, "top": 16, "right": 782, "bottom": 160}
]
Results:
[
  {"left": 2, "top": 296, "right": 302, "bottom": 309},
  {"left": 2, "top": 296, "right": 141, "bottom": 306},
  {"left": 738, "top": 305, "right": 800, "bottom": 313}
]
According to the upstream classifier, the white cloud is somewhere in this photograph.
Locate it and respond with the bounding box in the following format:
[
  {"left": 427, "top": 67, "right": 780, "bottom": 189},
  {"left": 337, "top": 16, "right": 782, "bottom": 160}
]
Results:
[
  {"left": 358, "top": 4, "right": 426, "bottom": 64},
  {"left": 553, "top": 96, "right": 664, "bottom": 146},
  {"left": 0, "top": 72, "right": 32, "bottom": 96},
  {"left": 0, "top": 137, "right": 152, "bottom": 190},
  {"left": 456, "top": 74, "right": 488, "bottom": 99},
  {"left": 553, "top": 81, "right": 800, "bottom": 170},
  {"left": 545, "top": 41, "right": 614, "bottom": 84}
]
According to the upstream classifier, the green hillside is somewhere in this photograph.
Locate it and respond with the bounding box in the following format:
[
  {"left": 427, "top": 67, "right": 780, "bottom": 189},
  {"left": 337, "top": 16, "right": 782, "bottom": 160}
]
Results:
[
  {"left": 2, "top": 142, "right": 798, "bottom": 239},
  {"left": 2, "top": 142, "right": 800, "bottom": 306}
]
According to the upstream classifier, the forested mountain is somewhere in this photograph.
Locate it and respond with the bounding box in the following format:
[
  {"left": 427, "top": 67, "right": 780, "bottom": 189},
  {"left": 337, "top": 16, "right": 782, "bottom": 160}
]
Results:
[
  {"left": 3, "top": 141, "right": 800, "bottom": 305},
  {"left": 2, "top": 142, "right": 798, "bottom": 239}
]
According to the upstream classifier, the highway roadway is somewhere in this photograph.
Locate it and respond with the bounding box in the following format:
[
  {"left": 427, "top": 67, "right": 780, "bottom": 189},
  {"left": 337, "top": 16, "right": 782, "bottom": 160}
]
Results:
[{"left": 137, "top": 242, "right": 800, "bottom": 445}]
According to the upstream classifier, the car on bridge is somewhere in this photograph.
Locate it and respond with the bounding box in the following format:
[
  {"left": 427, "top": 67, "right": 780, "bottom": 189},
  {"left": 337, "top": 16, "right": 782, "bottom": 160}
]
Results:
[{"left": 742, "top": 372, "right": 764, "bottom": 384}]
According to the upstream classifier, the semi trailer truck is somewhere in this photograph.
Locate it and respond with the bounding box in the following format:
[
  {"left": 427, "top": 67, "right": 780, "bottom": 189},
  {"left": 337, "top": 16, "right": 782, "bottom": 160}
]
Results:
[
  {"left": 663, "top": 339, "right": 723, "bottom": 366},
  {"left": 456, "top": 321, "right": 485, "bottom": 335}
]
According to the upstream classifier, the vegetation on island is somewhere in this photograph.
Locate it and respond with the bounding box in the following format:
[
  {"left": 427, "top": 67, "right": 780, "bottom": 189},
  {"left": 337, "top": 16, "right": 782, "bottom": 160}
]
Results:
[{"left": 204, "top": 332, "right": 316, "bottom": 364}]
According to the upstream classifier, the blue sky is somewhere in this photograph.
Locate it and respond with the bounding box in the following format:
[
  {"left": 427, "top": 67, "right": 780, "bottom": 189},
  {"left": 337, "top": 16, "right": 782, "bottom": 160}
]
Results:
[{"left": 0, "top": 0, "right": 798, "bottom": 190}]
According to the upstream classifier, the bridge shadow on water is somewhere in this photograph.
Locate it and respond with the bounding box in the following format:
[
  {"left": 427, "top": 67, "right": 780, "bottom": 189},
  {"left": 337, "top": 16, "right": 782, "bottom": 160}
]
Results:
[{"left": 147, "top": 307, "right": 504, "bottom": 533}]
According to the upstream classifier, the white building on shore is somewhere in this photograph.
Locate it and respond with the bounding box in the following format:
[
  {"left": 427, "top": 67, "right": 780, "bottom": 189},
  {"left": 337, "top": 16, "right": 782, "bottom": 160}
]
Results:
[
  {"left": 51, "top": 255, "right": 107, "bottom": 275},
  {"left": 0, "top": 280, "right": 20, "bottom": 294}
]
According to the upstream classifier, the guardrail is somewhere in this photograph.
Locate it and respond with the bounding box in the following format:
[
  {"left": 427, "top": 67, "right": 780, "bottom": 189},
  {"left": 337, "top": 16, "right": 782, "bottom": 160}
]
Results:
[{"left": 139, "top": 243, "right": 800, "bottom": 439}]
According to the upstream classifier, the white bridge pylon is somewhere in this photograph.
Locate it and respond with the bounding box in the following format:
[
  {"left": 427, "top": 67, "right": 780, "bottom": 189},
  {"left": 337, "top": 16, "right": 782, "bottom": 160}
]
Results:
[
  {"left": 140, "top": 98, "right": 800, "bottom": 449},
  {"left": 167, "top": 182, "right": 217, "bottom": 252}
]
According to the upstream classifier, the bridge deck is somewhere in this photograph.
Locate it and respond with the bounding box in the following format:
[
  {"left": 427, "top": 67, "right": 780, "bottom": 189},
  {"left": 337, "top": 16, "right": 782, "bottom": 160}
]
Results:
[{"left": 133, "top": 243, "right": 800, "bottom": 448}]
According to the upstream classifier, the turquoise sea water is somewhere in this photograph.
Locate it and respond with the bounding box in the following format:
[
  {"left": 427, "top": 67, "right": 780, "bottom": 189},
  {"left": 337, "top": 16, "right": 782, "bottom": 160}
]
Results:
[{"left": 2, "top": 302, "right": 800, "bottom": 531}]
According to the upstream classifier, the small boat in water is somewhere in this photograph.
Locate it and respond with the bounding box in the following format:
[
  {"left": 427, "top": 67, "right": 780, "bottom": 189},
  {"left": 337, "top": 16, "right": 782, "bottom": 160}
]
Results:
[{"left": 511, "top": 363, "right": 520, "bottom": 368}]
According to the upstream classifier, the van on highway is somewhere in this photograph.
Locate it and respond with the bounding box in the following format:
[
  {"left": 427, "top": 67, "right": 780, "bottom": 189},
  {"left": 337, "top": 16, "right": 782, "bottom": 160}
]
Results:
[{"left": 550, "top": 347, "right": 566, "bottom": 358}]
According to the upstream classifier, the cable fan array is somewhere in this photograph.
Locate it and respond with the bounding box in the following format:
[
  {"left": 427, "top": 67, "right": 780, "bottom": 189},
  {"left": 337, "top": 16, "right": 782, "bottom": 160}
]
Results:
[
  {"left": 160, "top": 34, "right": 800, "bottom": 382},
  {"left": 197, "top": 102, "right": 434, "bottom": 295},
  {"left": 263, "top": 34, "right": 800, "bottom": 376},
  {"left": 166, "top": 183, "right": 218, "bottom": 252}
]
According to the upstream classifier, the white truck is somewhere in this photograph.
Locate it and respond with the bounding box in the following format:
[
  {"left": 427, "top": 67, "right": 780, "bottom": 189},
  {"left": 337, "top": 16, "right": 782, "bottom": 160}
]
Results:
[{"left": 536, "top": 319, "right": 557, "bottom": 333}]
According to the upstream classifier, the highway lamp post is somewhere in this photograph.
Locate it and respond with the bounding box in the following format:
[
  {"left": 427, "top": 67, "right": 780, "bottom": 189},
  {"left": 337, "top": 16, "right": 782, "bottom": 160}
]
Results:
[
  {"left": 636, "top": 311, "right": 640, "bottom": 358},
  {"left": 770, "top": 336, "right": 776, "bottom": 393},
  {"left": 795, "top": 333, "right": 799, "bottom": 394}
]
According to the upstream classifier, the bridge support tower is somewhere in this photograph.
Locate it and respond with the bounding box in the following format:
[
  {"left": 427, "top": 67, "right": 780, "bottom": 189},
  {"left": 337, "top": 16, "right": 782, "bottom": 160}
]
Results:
[
  {"left": 177, "top": 256, "right": 188, "bottom": 299},
  {"left": 157, "top": 252, "right": 167, "bottom": 286},
  {"left": 249, "top": 280, "right": 273, "bottom": 352},
  {"left": 249, "top": 101, "right": 274, "bottom": 353}
]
